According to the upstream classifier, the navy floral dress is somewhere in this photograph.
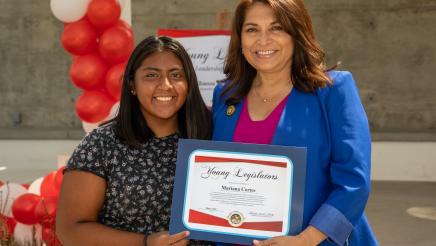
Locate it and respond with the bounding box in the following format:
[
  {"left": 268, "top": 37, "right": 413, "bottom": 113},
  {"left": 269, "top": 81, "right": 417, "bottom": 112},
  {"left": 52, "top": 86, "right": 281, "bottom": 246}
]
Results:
[{"left": 67, "top": 124, "right": 213, "bottom": 246}]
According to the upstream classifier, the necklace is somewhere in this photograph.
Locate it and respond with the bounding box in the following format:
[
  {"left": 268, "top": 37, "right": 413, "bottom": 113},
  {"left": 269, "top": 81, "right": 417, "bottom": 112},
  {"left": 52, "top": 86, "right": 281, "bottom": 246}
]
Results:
[
  {"left": 253, "top": 82, "right": 291, "bottom": 103},
  {"left": 254, "top": 85, "right": 273, "bottom": 103}
]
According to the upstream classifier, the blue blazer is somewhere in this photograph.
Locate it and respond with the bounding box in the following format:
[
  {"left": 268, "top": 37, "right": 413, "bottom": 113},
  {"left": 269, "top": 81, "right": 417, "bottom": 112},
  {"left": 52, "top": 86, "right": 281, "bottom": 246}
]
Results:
[{"left": 212, "top": 71, "right": 378, "bottom": 246}]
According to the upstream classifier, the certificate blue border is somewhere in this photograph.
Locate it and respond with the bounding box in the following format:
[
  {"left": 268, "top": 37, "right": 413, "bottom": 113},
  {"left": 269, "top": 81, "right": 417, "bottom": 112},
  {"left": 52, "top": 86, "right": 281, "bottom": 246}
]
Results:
[
  {"left": 170, "top": 139, "right": 307, "bottom": 245},
  {"left": 183, "top": 149, "right": 293, "bottom": 238}
]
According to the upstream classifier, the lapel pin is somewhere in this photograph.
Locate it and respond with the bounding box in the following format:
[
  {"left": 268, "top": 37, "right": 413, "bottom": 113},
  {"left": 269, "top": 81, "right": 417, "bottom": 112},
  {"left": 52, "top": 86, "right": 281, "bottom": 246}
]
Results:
[{"left": 226, "top": 105, "right": 236, "bottom": 116}]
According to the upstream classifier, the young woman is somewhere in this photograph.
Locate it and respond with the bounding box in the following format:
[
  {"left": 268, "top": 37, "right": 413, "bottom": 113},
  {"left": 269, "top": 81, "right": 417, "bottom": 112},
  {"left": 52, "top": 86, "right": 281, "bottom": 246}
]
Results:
[
  {"left": 57, "top": 36, "right": 213, "bottom": 246},
  {"left": 212, "top": 0, "right": 378, "bottom": 245}
]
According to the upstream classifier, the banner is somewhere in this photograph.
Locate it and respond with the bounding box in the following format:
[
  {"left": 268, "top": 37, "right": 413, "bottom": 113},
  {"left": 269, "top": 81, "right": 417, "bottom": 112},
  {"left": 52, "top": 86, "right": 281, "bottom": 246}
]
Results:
[{"left": 157, "top": 29, "right": 231, "bottom": 106}]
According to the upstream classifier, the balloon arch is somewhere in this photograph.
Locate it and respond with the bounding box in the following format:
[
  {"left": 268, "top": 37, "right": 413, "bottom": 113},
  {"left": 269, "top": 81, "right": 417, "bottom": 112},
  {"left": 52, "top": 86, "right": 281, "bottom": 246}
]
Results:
[
  {"left": 0, "top": 0, "right": 132, "bottom": 245},
  {"left": 59, "top": 0, "right": 133, "bottom": 130}
]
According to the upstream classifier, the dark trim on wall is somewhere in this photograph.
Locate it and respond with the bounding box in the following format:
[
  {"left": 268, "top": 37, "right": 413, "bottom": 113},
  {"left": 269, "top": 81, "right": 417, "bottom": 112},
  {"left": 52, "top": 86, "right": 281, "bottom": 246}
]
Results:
[
  {"left": 0, "top": 128, "right": 85, "bottom": 140},
  {"left": 371, "top": 132, "right": 436, "bottom": 142},
  {"left": 0, "top": 128, "right": 435, "bottom": 141}
]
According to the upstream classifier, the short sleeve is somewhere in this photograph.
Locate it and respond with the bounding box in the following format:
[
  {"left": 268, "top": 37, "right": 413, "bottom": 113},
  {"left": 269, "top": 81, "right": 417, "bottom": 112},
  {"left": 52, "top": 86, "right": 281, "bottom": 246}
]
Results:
[{"left": 66, "top": 128, "right": 109, "bottom": 180}]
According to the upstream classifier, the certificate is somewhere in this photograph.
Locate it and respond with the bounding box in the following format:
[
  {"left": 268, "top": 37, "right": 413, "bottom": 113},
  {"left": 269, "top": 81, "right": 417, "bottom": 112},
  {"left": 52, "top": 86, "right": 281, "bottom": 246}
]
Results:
[{"left": 170, "top": 139, "right": 307, "bottom": 245}]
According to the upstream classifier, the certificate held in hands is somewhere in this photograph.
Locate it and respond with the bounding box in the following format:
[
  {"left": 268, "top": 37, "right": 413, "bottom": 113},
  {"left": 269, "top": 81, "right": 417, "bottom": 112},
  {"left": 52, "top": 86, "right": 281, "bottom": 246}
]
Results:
[{"left": 169, "top": 139, "right": 307, "bottom": 245}]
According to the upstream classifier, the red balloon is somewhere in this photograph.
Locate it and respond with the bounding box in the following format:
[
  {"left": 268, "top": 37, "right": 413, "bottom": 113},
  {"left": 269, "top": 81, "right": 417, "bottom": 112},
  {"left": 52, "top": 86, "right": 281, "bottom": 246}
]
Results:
[
  {"left": 11, "top": 193, "right": 41, "bottom": 225},
  {"left": 87, "top": 0, "right": 121, "bottom": 29},
  {"left": 76, "top": 91, "right": 114, "bottom": 123},
  {"left": 54, "top": 166, "right": 65, "bottom": 191},
  {"left": 115, "top": 19, "right": 134, "bottom": 38},
  {"left": 71, "top": 55, "right": 80, "bottom": 62},
  {"left": 42, "top": 226, "right": 62, "bottom": 246},
  {"left": 41, "top": 171, "right": 60, "bottom": 198},
  {"left": 99, "top": 26, "right": 134, "bottom": 64},
  {"left": 0, "top": 214, "right": 16, "bottom": 240},
  {"left": 61, "top": 19, "right": 98, "bottom": 56},
  {"left": 105, "top": 63, "right": 126, "bottom": 101},
  {"left": 70, "top": 54, "right": 108, "bottom": 90},
  {"left": 34, "top": 197, "right": 58, "bottom": 227}
]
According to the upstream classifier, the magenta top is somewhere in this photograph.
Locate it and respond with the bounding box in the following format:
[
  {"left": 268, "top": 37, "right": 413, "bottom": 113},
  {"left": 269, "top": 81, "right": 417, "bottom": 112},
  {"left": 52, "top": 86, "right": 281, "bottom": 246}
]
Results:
[{"left": 233, "top": 95, "right": 289, "bottom": 144}]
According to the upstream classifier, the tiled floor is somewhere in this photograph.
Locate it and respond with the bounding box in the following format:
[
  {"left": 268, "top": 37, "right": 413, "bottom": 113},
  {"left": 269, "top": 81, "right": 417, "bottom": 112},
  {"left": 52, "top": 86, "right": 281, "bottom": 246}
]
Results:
[{"left": 1, "top": 168, "right": 435, "bottom": 246}]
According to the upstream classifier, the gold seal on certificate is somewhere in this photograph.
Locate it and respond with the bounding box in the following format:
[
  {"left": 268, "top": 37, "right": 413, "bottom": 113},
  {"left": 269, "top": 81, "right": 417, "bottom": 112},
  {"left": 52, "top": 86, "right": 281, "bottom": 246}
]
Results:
[{"left": 228, "top": 211, "right": 244, "bottom": 227}]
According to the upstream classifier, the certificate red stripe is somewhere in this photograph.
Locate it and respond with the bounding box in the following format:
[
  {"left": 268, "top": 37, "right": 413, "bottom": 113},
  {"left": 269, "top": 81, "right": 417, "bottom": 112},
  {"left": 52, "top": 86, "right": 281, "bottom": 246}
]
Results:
[
  {"left": 194, "top": 156, "right": 287, "bottom": 168},
  {"left": 189, "top": 209, "right": 229, "bottom": 227},
  {"left": 189, "top": 209, "right": 283, "bottom": 232}
]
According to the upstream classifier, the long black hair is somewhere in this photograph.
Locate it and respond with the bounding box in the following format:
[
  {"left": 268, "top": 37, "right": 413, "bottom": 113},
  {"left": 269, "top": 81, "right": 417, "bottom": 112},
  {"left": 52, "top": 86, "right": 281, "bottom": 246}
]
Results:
[{"left": 104, "top": 36, "right": 211, "bottom": 147}]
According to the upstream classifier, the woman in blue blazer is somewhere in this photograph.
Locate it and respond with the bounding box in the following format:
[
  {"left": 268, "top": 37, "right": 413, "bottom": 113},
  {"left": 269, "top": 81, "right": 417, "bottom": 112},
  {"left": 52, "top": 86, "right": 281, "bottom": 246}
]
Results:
[{"left": 212, "top": 0, "right": 377, "bottom": 245}]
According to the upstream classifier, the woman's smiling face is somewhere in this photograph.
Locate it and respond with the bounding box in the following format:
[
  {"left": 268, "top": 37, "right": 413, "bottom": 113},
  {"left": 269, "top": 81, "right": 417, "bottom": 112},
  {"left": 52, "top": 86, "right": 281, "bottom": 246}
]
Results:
[
  {"left": 132, "top": 50, "right": 188, "bottom": 126},
  {"left": 241, "top": 2, "right": 294, "bottom": 75}
]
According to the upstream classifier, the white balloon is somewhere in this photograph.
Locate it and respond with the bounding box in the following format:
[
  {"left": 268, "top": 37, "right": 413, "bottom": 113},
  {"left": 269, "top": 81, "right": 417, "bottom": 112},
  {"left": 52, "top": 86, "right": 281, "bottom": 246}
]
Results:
[
  {"left": 81, "top": 101, "right": 120, "bottom": 133},
  {"left": 28, "top": 177, "right": 44, "bottom": 196},
  {"left": 117, "top": 0, "right": 125, "bottom": 9},
  {"left": 82, "top": 121, "right": 100, "bottom": 133},
  {"left": 106, "top": 101, "right": 120, "bottom": 121},
  {"left": 0, "top": 183, "right": 28, "bottom": 217},
  {"left": 13, "top": 223, "right": 42, "bottom": 245},
  {"left": 50, "top": 0, "right": 91, "bottom": 23}
]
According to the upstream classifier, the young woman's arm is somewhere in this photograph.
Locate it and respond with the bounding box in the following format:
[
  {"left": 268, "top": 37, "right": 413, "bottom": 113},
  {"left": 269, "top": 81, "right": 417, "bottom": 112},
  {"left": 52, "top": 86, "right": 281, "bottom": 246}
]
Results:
[{"left": 56, "top": 171, "right": 189, "bottom": 246}]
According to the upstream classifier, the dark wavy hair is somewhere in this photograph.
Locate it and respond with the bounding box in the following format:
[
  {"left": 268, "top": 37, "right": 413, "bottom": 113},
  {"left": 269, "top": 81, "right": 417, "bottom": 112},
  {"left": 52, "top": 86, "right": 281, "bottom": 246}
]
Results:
[
  {"left": 104, "top": 36, "right": 211, "bottom": 147},
  {"left": 222, "top": 0, "right": 334, "bottom": 104}
]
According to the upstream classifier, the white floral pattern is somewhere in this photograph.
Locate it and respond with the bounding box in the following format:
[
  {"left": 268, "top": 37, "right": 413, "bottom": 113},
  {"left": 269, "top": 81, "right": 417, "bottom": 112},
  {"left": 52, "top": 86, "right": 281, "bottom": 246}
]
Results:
[{"left": 67, "top": 124, "right": 213, "bottom": 246}]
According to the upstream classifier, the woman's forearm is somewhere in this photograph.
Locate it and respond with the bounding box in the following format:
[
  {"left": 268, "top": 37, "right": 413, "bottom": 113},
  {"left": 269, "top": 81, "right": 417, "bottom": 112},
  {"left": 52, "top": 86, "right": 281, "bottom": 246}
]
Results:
[
  {"left": 300, "top": 225, "right": 327, "bottom": 245},
  {"left": 57, "top": 221, "right": 145, "bottom": 246}
]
